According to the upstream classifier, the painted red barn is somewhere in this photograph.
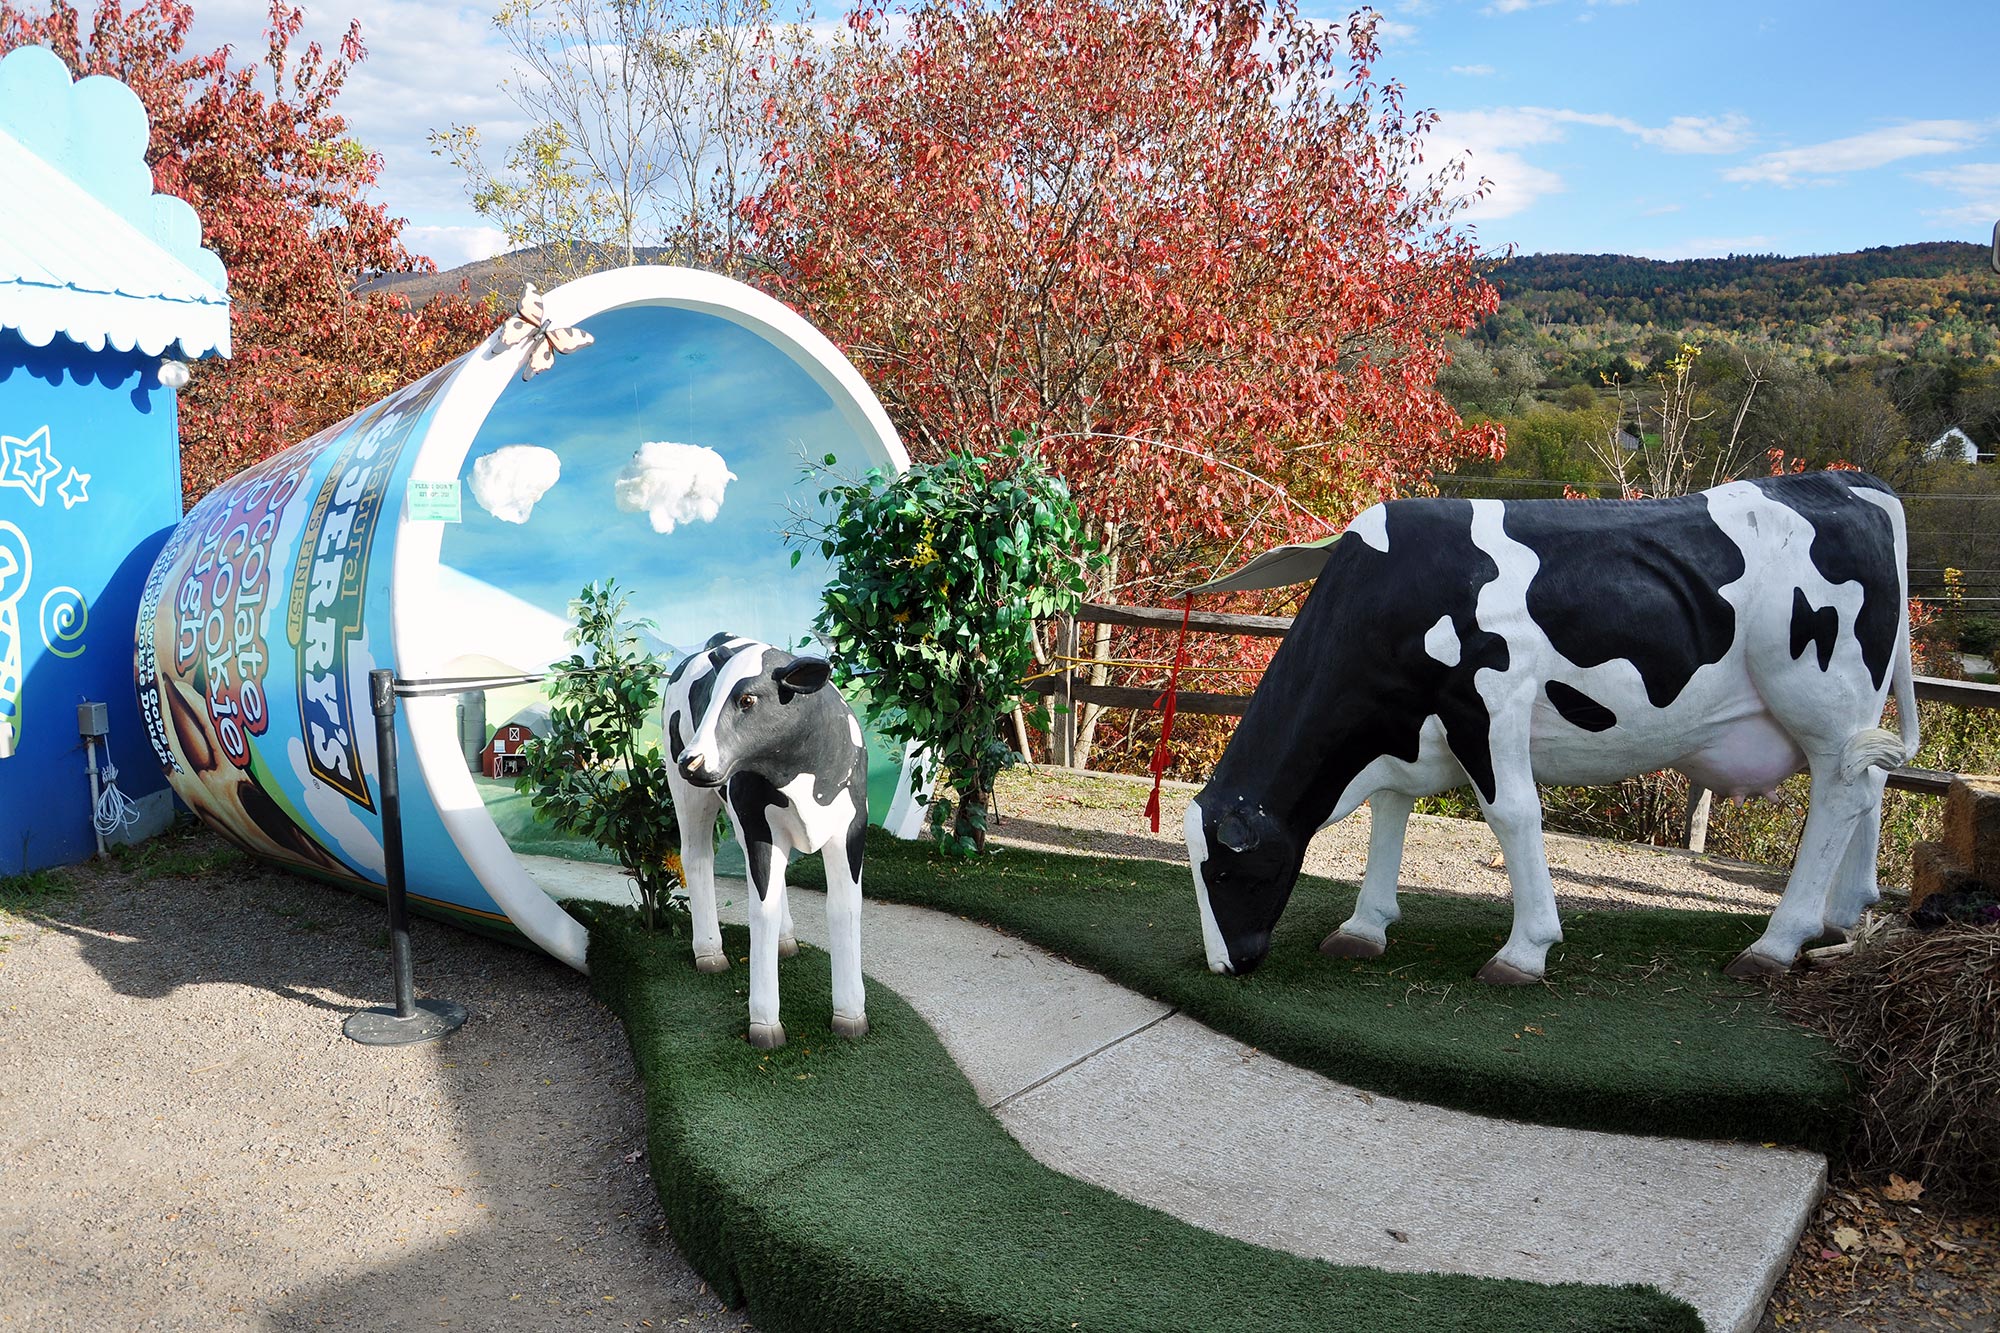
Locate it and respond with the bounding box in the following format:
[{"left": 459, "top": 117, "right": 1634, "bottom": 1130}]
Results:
[{"left": 483, "top": 703, "right": 551, "bottom": 778}]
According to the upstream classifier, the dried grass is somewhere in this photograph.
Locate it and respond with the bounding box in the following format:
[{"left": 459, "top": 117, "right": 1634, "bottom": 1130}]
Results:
[{"left": 1780, "top": 924, "right": 2000, "bottom": 1200}]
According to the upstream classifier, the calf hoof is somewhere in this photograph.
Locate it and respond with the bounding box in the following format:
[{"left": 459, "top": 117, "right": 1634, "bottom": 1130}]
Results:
[
  {"left": 1723, "top": 947, "right": 1791, "bottom": 982},
  {"left": 694, "top": 952, "right": 730, "bottom": 974},
  {"left": 748, "top": 1022, "right": 787, "bottom": 1050},
  {"left": 1476, "top": 957, "right": 1543, "bottom": 986},
  {"left": 1319, "top": 930, "right": 1386, "bottom": 960},
  {"left": 778, "top": 935, "right": 800, "bottom": 959},
  {"left": 831, "top": 1013, "right": 869, "bottom": 1040}
]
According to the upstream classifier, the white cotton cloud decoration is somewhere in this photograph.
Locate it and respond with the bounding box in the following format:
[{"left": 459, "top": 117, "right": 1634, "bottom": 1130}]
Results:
[
  {"left": 614, "top": 440, "right": 737, "bottom": 535},
  {"left": 470, "top": 445, "right": 562, "bottom": 524}
]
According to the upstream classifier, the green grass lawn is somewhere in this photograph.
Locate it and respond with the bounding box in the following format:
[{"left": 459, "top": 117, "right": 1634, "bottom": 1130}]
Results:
[
  {"left": 588, "top": 914, "right": 1701, "bottom": 1333},
  {"left": 792, "top": 830, "right": 1855, "bottom": 1154}
]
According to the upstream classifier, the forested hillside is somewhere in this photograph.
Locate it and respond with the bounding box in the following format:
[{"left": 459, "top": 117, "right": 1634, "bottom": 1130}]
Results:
[
  {"left": 1489, "top": 243, "right": 1999, "bottom": 361},
  {"left": 1436, "top": 241, "right": 2000, "bottom": 645}
]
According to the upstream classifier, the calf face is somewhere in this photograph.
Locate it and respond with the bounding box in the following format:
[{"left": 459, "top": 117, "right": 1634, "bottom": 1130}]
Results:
[
  {"left": 674, "top": 649, "right": 835, "bottom": 788},
  {"left": 1187, "top": 795, "right": 1300, "bottom": 975}
]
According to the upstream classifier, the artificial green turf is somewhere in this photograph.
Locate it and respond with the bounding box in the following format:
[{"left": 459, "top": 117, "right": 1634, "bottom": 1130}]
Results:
[
  {"left": 791, "top": 830, "right": 1855, "bottom": 1154},
  {"left": 588, "top": 914, "right": 1702, "bottom": 1333}
]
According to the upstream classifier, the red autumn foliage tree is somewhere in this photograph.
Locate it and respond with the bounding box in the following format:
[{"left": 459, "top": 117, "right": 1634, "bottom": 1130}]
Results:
[
  {"left": 751, "top": 0, "right": 1499, "bottom": 589},
  {"left": 0, "top": 0, "right": 493, "bottom": 505},
  {"left": 749, "top": 0, "right": 1501, "bottom": 765}
]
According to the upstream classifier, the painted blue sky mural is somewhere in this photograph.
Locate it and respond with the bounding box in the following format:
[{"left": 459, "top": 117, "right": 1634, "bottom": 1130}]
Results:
[{"left": 440, "top": 304, "right": 870, "bottom": 663}]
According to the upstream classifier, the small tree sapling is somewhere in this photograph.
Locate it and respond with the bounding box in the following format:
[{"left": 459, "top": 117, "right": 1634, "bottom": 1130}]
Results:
[
  {"left": 516, "top": 581, "right": 684, "bottom": 928},
  {"left": 795, "top": 437, "right": 1093, "bottom": 854}
]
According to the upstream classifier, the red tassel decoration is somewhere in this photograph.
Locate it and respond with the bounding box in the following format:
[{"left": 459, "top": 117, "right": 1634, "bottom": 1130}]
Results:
[{"left": 1144, "top": 594, "right": 1196, "bottom": 833}]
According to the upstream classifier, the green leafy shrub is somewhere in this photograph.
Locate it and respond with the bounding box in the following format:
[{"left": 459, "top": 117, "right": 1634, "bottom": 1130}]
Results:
[
  {"left": 798, "top": 438, "right": 1093, "bottom": 853},
  {"left": 516, "top": 581, "right": 684, "bottom": 928}
]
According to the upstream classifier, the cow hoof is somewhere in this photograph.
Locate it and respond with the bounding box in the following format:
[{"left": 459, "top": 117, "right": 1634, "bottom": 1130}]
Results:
[
  {"left": 1476, "top": 957, "right": 1543, "bottom": 986},
  {"left": 1319, "top": 930, "right": 1385, "bottom": 960},
  {"left": 1723, "top": 948, "right": 1791, "bottom": 982},
  {"left": 694, "top": 952, "right": 730, "bottom": 974},
  {"left": 748, "top": 1022, "right": 787, "bottom": 1049},
  {"left": 831, "top": 1013, "right": 869, "bottom": 1040},
  {"left": 778, "top": 935, "right": 799, "bottom": 959}
]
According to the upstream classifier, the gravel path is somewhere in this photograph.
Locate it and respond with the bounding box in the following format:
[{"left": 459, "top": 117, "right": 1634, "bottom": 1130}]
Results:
[
  {"left": 0, "top": 772, "right": 1950, "bottom": 1333},
  {"left": 989, "top": 765, "right": 1790, "bottom": 915},
  {"left": 0, "top": 839, "right": 749, "bottom": 1333}
]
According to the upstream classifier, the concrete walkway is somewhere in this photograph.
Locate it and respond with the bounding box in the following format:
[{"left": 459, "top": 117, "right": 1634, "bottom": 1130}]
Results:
[{"left": 524, "top": 856, "right": 1825, "bottom": 1333}]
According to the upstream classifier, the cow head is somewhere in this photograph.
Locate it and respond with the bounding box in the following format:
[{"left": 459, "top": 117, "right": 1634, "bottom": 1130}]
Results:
[
  {"left": 675, "top": 648, "right": 835, "bottom": 788},
  {"left": 1185, "top": 793, "right": 1300, "bottom": 975}
]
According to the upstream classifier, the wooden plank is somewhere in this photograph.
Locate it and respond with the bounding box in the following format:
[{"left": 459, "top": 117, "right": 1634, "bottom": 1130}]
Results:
[
  {"left": 1075, "top": 602, "right": 1293, "bottom": 638},
  {"left": 1912, "top": 676, "right": 2000, "bottom": 709},
  {"left": 1886, "top": 766, "right": 1955, "bottom": 797},
  {"left": 1024, "top": 676, "right": 1251, "bottom": 717}
]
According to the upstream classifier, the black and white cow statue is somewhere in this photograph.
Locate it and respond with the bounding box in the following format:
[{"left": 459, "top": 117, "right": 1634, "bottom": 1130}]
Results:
[
  {"left": 1188, "top": 471, "right": 1918, "bottom": 985},
  {"left": 663, "top": 633, "right": 870, "bottom": 1048}
]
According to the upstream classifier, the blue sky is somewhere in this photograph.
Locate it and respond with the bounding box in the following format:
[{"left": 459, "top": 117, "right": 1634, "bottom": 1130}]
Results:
[
  {"left": 182, "top": 0, "right": 2000, "bottom": 267},
  {"left": 439, "top": 305, "right": 868, "bottom": 655}
]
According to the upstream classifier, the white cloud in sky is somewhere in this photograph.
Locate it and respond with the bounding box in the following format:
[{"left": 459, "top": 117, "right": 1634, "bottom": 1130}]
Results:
[
  {"left": 1723, "top": 120, "right": 1985, "bottom": 186},
  {"left": 1436, "top": 106, "right": 1751, "bottom": 221},
  {"left": 1911, "top": 162, "right": 2000, "bottom": 228},
  {"left": 404, "top": 225, "right": 516, "bottom": 269},
  {"left": 188, "top": 0, "right": 528, "bottom": 235},
  {"left": 614, "top": 441, "right": 737, "bottom": 535},
  {"left": 1451, "top": 63, "right": 1496, "bottom": 76}
]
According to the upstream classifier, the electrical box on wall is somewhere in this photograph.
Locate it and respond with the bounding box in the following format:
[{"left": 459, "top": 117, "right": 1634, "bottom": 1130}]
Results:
[{"left": 77, "top": 701, "right": 108, "bottom": 737}]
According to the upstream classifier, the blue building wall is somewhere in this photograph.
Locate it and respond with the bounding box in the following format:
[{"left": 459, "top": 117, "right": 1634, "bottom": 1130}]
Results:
[{"left": 0, "top": 329, "right": 178, "bottom": 872}]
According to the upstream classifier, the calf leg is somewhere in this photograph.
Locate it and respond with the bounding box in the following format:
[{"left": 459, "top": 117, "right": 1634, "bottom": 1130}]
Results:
[
  {"left": 1728, "top": 762, "right": 1876, "bottom": 979},
  {"left": 779, "top": 892, "right": 799, "bottom": 959},
  {"left": 1323, "top": 790, "right": 1414, "bottom": 960},
  {"left": 669, "top": 775, "right": 729, "bottom": 973},
  {"left": 823, "top": 816, "right": 868, "bottom": 1040},
  {"left": 741, "top": 831, "right": 789, "bottom": 1049},
  {"left": 1474, "top": 781, "right": 1565, "bottom": 985},
  {"left": 1821, "top": 769, "right": 1887, "bottom": 938}
]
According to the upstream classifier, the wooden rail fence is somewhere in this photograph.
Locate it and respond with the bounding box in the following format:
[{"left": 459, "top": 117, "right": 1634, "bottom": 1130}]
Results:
[{"left": 1027, "top": 603, "right": 2000, "bottom": 827}]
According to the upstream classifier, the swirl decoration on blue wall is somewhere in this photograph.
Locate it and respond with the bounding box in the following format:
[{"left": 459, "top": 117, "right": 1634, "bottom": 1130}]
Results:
[{"left": 39, "top": 585, "right": 87, "bottom": 659}]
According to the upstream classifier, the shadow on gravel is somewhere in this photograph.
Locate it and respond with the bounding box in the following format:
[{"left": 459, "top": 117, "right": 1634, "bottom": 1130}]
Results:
[
  {"left": 24, "top": 850, "right": 752, "bottom": 1332},
  {"left": 990, "top": 812, "right": 1786, "bottom": 915}
]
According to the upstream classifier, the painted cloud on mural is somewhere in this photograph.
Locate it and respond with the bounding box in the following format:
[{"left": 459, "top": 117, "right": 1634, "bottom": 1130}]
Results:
[{"left": 469, "top": 444, "right": 561, "bottom": 524}]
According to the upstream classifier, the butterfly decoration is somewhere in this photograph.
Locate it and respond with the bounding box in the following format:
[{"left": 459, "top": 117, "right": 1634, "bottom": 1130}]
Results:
[{"left": 497, "top": 283, "right": 595, "bottom": 381}]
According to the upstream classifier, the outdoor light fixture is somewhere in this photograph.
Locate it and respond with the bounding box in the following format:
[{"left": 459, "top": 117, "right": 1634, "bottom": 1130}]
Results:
[{"left": 157, "top": 358, "right": 190, "bottom": 389}]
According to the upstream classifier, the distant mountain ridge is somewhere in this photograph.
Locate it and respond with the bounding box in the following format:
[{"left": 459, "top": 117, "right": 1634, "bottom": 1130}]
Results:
[{"left": 1486, "top": 242, "right": 1999, "bottom": 357}]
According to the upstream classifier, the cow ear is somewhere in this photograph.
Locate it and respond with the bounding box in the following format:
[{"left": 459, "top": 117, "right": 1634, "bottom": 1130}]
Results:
[
  {"left": 774, "top": 657, "right": 833, "bottom": 697},
  {"left": 1216, "top": 810, "right": 1260, "bottom": 854}
]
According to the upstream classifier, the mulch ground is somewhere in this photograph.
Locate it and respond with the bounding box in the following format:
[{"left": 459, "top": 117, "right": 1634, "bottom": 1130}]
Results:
[{"left": 1760, "top": 1177, "right": 1997, "bottom": 1332}]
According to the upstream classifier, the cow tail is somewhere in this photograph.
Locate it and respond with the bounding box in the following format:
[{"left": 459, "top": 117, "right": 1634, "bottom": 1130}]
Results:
[
  {"left": 1892, "top": 603, "right": 1921, "bottom": 764},
  {"left": 1841, "top": 610, "right": 1921, "bottom": 782}
]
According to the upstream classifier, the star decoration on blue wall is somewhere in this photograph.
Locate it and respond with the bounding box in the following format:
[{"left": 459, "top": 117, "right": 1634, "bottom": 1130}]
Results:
[
  {"left": 58, "top": 467, "right": 90, "bottom": 509},
  {"left": 0, "top": 425, "right": 63, "bottom": 507}
]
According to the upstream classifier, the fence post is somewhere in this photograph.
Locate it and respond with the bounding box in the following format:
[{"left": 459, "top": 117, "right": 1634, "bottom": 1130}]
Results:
[
  {"left": 344, "top": 670, "right": 467, "bottom": 1046},
  {"left": 1058, "top": 615, "right": 1078, "bottom": 768},
  {"left": 1684, "top": 784, "right": 1712, "bottom": 855}
]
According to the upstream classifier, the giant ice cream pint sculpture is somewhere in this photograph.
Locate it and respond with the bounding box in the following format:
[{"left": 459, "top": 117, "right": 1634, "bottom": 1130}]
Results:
[{"left": 135, "top": 268, "right": 922, "bottom": 970}]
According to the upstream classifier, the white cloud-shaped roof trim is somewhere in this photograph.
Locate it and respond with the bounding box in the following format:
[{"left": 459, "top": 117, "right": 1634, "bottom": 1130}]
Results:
[{"left": 0, "top": 46, "right": 229, "bottom": 359}]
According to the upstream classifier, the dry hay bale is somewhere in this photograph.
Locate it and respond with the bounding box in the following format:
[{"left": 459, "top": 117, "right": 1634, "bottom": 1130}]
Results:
[{"left": 1779, "top": 924, "right": 2000, "bottom": 1199}]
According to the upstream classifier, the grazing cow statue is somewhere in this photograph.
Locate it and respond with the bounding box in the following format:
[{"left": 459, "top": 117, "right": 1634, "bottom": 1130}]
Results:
[
  {"left": 1187, "top": 471, "right": 1918, "bottom": 985},
  {"left": 663, "top": 633, "right": 870, "bottom": 1048}
]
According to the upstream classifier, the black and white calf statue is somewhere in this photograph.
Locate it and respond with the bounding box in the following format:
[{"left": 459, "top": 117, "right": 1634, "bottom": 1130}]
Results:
[
  {"left": 663, "top": 633, "right": 870, "bottom": 1048},
  {"left": 1188, "top": 471, "right": 1918, "bottom": 985}
]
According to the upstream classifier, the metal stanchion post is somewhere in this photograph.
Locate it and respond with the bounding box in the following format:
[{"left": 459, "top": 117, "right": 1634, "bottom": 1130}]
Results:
[{"left": 344, "top": 669, "right": 467, "bottom": 1046}]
